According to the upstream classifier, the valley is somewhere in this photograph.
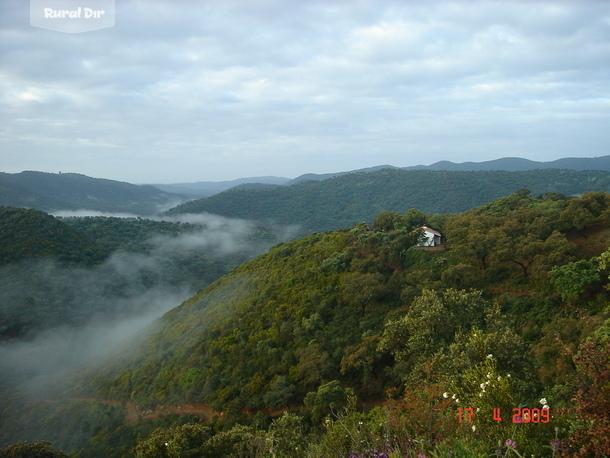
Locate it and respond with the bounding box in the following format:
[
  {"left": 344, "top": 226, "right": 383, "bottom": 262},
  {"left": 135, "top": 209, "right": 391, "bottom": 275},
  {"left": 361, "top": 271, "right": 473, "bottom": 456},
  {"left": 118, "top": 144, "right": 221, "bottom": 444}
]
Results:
[{"left": 1, "top": 167, "right": 610, "bottom": 456}]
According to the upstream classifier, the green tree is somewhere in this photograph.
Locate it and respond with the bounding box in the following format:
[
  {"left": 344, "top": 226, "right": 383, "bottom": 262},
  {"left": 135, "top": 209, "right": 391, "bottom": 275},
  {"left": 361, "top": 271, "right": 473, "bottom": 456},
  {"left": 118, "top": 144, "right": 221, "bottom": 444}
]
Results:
[
  {"left": 559, "top": 191, "right": 610, "bottom": 235},
  {"left": 304, "top": 380, "right": 354, "bottom": 422},
  {"left": 549, "top": 258, "right": 600, "bottom": 301},
  {"left": 341, "top": 272, "right": 387, "bottom": 316},
  {"left": 378, "top": 289, "right": 490, "bottom": 380},
  {"left": 403, "top": 208, "right": 426, "bottom": 230},
  {"left": 445, "top": 215, "right": 503, "bottom": 270},
  {"left": 266, "top": 412, "right": 308, "bottom": 457},
  {"left": 0, "top": 441, "right": 68, "bottom": 458}
]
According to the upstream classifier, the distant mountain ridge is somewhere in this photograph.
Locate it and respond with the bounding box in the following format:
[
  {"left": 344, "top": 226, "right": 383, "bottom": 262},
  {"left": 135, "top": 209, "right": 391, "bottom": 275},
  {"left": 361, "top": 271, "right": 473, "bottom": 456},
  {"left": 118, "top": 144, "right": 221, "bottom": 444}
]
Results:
[
  {"left": 3, "top": 156, "right": 609, "bottom": 213},
  {"left": 405, "top": 155, "right": 610, "bottom": 172},
  {"left": 151, "top": 176, "right": 290, "bottom": 197},
  {"left": 0, "top": 171, "right": 184, "bottom": 215},
  {"left": 285, "top": 156, "right": 610, "bottom": 184},
  {"left": 166, "top": 168, "right": 610, "bottom": 232}
]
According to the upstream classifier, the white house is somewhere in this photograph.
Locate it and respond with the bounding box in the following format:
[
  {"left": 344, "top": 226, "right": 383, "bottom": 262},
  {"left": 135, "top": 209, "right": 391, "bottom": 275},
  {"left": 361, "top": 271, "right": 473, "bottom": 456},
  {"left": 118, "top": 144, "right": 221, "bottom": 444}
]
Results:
[{"left": 419, "top": 225, "right": 442, "bottom": 247}]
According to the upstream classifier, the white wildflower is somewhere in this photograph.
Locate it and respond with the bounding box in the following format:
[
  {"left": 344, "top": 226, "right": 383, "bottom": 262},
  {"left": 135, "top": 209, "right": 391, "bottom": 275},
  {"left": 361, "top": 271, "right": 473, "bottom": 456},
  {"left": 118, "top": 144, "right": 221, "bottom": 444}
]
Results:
[
  {"left": 480, "top": 383, "right": 486, "bottom": 390},
  {"left": 452, "top": 394, "right": 456, "bottom": 399},
  {"left": 455, "top": 398, "right": 460, "bottom": 403},
  {"left": 543, "top": 405, "right": 550, "bottom": 410},
  {"left": 443, "top": 392, "right": 449, "bottom": 398},
  {"left": 540, "top": 398, "right": 548, "bottom": 405},
  {"left": 487, "top": 354, "right": 493, "bottom": 359},
  {"left": 471, "top": 425, "right": 476, "bottom": 431}
]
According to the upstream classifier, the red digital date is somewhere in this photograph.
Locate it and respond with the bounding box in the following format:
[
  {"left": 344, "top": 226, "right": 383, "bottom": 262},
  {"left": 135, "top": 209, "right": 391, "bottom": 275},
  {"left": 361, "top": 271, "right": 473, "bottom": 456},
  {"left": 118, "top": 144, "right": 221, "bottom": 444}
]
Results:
[{"left": 512, "top": 407, "right": 550, "bottom": 423}]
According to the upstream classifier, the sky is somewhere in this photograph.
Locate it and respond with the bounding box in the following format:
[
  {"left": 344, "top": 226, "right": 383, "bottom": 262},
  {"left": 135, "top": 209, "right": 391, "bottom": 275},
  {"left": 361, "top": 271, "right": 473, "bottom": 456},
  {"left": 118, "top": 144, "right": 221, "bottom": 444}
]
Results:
[{"left": 1, "top": 0, "right": 609, "bottom": 183}]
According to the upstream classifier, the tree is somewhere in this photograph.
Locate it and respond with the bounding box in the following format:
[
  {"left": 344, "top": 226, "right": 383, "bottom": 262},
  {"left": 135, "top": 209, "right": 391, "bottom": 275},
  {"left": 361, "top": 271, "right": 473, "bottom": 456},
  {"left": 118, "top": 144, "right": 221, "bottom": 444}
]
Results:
[
  {"left": 494, "top": 225, "right": 573, "bottom": 280},
  {"left": 565, "top": 329, "right": 610, "bottom": 457},
  {"left": 403, "top": 208, "right": 426, "bottom": 230},
  {"left": 262, "top": 376, "right": 295, "bottom": 409},
  {"left": 341, "top": 272, "right": 387, "bottom": 316},
  {"left": 550, "top": 258, "right": 600, "bottom": 302},
  {"left": 266, "top": 412, "right": 308, "bottom": 457},
  {"left": 371, "top": 211, "right": 403, "bottom": 232},
  {"left": 378, "top": 289, "right": 490, "bottom": 378},
  {"left": 559, "top": 192, "right": 610, "bottom": 236},
  {"left": 444, "top": 214, "right": 503, "bottom": 270},
  {"left": 0, "top": 441, "right": 68, "bottom": 458},
  {"left": 340, "top": 334, "right": 383, "bottom": 385},
  {"left": 304, "top": 380, "right": 354, "bottom": 422}
]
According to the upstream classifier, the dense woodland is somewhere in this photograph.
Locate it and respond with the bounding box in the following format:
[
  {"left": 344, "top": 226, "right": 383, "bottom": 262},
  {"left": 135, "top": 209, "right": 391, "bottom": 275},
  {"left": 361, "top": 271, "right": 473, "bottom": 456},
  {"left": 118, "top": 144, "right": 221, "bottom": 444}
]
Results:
[
  {"left": 167, "top": 169, "right": 610, "bottom": 232},
  {"left": 0, "top": 209, "right": 283, "bottom": 341},
  {"left": 1, "top": 190, "right": 609, "bottom": 456},
  {"left": 0, "top": 172, "right": 183, "bottom": 215}
]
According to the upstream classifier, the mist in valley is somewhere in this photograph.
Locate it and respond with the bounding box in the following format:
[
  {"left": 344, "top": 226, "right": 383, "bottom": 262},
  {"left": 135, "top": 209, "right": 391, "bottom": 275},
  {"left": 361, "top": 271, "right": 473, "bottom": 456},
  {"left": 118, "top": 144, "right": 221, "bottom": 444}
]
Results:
[{"left": 0, "top": 212, "right": 296, "bottom": 395}]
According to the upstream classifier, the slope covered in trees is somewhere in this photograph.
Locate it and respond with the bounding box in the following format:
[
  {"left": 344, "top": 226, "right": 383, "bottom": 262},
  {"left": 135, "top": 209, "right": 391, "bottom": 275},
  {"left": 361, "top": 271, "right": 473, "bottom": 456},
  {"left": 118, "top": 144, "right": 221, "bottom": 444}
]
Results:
[
  {"left": 166, "top": 169, "right": 610, "bottom": 232},
  {"left": 0, "top": 171, "right": 183, "bottom": 215},
  {"left": 0, "top": 206, "right": 105, "bottom": 266},
  {"left": 0, "top": 211, "right": 285, "bottom": 341},
  {"left": 4, "top": 191, "right": 601, "bottom": 456}
]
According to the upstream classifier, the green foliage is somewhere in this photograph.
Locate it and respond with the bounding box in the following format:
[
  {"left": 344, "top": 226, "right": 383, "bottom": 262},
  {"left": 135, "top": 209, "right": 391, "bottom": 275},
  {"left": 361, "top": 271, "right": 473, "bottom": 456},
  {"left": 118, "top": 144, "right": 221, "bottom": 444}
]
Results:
[
  {"left": 444, "top": 191, "right": 610, "bottom": 284},
  {"left": 564, "top": 331, "right": 610, "bottom": 456},
  {"left": 0, "top": 171, "right": 180, "bottom": 215},
  {"left": 204, "top": 425, "right": 267, "bottom": 457},
  {"left": 267, "top": 412, "right": 308, "bottom": 457},
  {"left": 6, "top": 190, "right": 610, "bottom": 456},
  {"left": 379, "top": 289, "right": 491, "bottom": 379},
  {"left": 549, "top": 259, "right": 600, "bottom": 301},
  {"left": 304, "top": 380, "right": 354, "bottom": 422},
  {"left": 167, "top": 169, "right": 610, "bottom": 232},
  {"left": 0, "top": 213, "right": 282, "bottom": 341},
  {"left": 0, "top": 207, "right": 105, "bottom": 266},
  {"left": 0, "top": 441, "right": 68, "bottom": 457},
  {"left": 133, "top": 423, "right": 212, "bottom": 457}
]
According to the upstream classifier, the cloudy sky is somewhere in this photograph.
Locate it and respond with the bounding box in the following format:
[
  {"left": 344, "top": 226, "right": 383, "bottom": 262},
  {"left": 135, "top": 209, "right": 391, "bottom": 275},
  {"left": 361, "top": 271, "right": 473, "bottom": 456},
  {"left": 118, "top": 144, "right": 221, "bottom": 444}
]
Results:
[{"left": 1, "top": 0, "right": 609, "bottom": 183}]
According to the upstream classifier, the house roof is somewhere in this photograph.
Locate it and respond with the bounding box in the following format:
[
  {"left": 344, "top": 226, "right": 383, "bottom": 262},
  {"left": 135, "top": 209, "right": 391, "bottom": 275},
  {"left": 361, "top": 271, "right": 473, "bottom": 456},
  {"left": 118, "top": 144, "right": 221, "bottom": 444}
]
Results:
[{"left": 421, "top": 225, "right": 441, "bottom": 236}]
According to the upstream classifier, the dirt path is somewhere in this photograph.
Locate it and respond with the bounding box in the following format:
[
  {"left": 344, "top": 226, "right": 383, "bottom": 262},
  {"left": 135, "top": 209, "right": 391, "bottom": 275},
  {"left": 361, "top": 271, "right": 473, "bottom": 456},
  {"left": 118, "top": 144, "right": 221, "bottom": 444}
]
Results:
[
  {"left": 40, "top": 397, "right": 221, "bottom": 424},
  {"left": 126, "top": 402, "right": 222, "bottom": 424}
]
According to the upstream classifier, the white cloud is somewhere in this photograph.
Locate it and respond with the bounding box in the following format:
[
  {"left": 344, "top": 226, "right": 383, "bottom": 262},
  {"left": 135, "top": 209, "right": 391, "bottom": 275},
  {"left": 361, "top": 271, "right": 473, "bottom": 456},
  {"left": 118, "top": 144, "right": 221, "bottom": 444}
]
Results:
[{"left": 1, "top": 0, "right": 609, "bottom": 182}]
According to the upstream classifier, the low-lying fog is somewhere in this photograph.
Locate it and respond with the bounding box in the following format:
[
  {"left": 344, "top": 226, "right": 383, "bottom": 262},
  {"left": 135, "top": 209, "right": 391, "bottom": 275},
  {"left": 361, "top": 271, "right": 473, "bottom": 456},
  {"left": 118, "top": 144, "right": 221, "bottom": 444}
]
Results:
[{"left": 0, "top": 212, "right": 297, "bottom": 392}]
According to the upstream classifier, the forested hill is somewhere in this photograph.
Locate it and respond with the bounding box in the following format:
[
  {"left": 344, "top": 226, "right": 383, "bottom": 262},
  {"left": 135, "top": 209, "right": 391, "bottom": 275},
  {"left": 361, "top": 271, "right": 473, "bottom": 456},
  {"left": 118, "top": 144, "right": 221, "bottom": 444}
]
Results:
[
  {"left": 166, "top": 168, "right": 610, "bottom": 232},
  {"left": 31, "top": 190, "right": 605, "bottom": 456},
  {"left": 404, "top": 155, "right": 610, "bottom": 172},
  {"left": 0, "top": 171, "right": 183, "bottom": 215},
  {"left": 0, "top": 206, "right": 105, "bottom": 266}
]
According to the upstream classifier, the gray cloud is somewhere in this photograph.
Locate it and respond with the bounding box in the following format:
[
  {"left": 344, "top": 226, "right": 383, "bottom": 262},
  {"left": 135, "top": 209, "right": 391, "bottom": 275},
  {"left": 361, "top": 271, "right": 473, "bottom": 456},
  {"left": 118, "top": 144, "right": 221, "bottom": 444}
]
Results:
[{"left": 2, "top": 0, "right": 609, "bottom": 182}]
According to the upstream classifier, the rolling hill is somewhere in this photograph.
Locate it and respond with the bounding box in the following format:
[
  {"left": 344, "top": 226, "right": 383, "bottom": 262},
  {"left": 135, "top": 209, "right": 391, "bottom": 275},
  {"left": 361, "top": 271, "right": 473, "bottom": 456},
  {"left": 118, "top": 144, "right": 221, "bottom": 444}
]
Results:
[
  {"left": 166, "top": 168, "right": 610, "bottom": 232},
  {"left": 0, "top": 206, "right": 105, "bottom": 266},
  {"left": 284, "top": 155, "right": 610, "bottom": 185},
  {"left": 2, "top": 191, "right": 610, "bottom": 456},
  {"left": 0, "top": 171, "right": 184, "bottom": 215}
]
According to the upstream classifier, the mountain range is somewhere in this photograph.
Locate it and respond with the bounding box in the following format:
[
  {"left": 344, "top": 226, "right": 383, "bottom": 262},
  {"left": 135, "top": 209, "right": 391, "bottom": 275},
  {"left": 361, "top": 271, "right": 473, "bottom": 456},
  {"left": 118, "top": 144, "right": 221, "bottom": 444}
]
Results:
[
  {"left": 166, "top": 168, "right": 610, "bottom": 232},
  {"left": 0, "top": 171, "right": 184, "bottom": 215},
  {"left": 148, "top": 155, "right": 610, "bottom": 196},
  {"left": 1, "top": 163, "right": 610, "bottom": 455}
]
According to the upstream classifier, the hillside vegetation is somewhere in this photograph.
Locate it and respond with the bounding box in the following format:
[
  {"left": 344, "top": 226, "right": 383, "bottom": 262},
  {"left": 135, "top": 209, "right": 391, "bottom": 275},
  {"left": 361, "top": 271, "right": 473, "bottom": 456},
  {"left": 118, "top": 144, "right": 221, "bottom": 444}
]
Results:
[
  {"left": 167, "top": 169, "right": 610, "bottom": 232},
  {"left": 8, "top": 190, "right": 604, "bottom": 456},
  {"left": 0, "top": 207, "right": 105, "bottom": 266},
  {"left": 0, "top": 210, "right": 284, "bottom": 341},
  {"left": 0, "top": 171, "right": 183, "bottom": 215}
]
